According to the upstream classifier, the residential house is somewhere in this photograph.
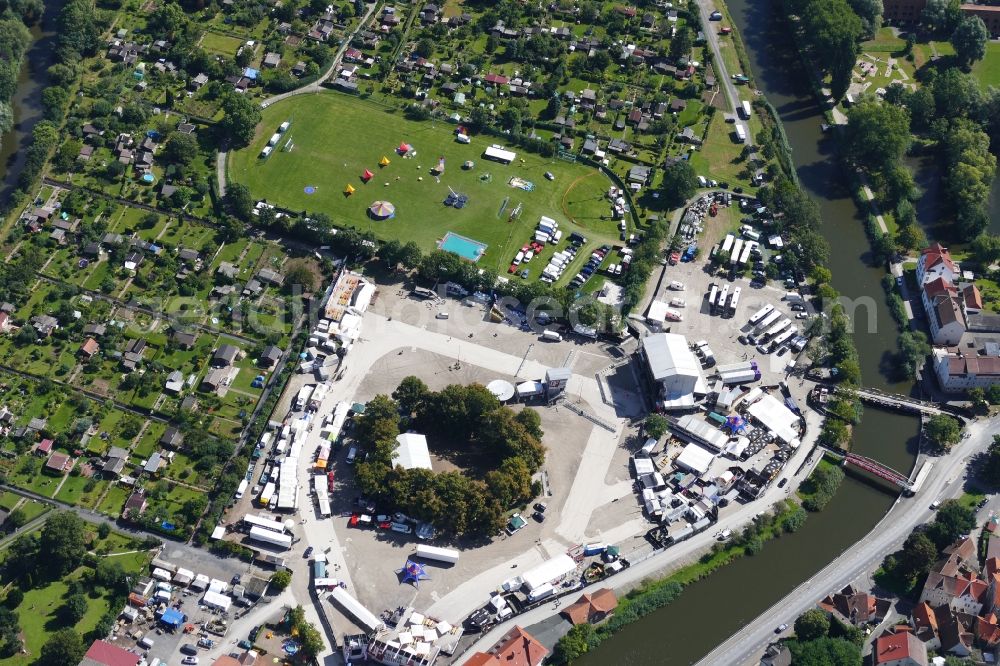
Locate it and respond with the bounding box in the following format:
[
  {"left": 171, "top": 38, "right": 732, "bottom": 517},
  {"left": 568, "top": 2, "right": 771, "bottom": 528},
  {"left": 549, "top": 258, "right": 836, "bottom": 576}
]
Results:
[
  {"left": 933, "top": 348, "right": 1000, "bottom": 392},
  {"left": 259, "top": 345, "right": 282, "bottom": 368},
  {"left": 561, "top": 589, "right": 618, "bottom": 625},
  {"left": 160, "top": 427, "right": 184, "bottom": 449},
  {"left": 217, "top": 262, "right": 239, "bottom": 280},
  {"left": 919, "top": 537, "right": 986, "bottom": 615},
  {"left": 200, "top": 367, "right": 229, "bottom": 393},
  {"left": 29, "top": 314, "right": 58, "bottom": 337},
  {"left": 464, "top": 626, "right": 548, "bottom": 666},
  {"left": 0, "top": 312, "right": 9, "bottom": 333},
  {"left": 420, "top": 3, "right": 439, "bottom": 23},
  {"left": 628, "top": 165, "right": 652, "bottom": 186},
  {"left": 34, "top": 439, "right": 53, "bottom": 456},
  {"left": 874, "top": 626, "right": 928, "bottom": 666},
  {"left": 143, "top": 452, "right": 162, "bottom": 475},
  {"left": 26, "top": 417, "right": 46, "bottom": 433},
  {"left": 80, "top": 640, "right": 141, "bottom": 666},
  {"left": 262, "top": 52, "right": 281, "bottom": 68},
  {"left": 83, "top": 323, "right": 107, "bottom": 337},
  {"left": 79, "top": 337, "right": 100, "bottom": 359},
  {"left": 917, "top": 242, "right": 958, "bottom": 286},
  {"left": 45, "top": 452, "right": 73, "bottom": 474},
  {"left": 171, "top": 329, "right": 198, "bottom": 349},
  {"left": 102, "top": 446, "right": 129, "bottom": 477},
  {"left": 213, "top": 344, "right": 241, "bottom": 367},
  {"left": 817, "top": 584, "right": 892, "bottom": 626},
  {"left": 121, "top": 339, "right": 146, "bottom": 372},
  {"left": 164, "top": 370, "right": 184, "bottom": 395},
  {"left": 257, "top": 268, "right": 285, "bottom": 287},
  {"left": 122, "top": 491, "right": 147, "bottom": 519}
]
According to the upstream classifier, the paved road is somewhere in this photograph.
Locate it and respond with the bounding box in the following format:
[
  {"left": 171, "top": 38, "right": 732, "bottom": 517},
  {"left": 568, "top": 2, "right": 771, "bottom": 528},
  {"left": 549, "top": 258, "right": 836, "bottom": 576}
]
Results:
[
  {"left": 696, "top": 416, "right": 1000, "bottom": 666},
  {"left": 697, "top": 0, "right": 739, "bottom": 113},
  {"left": 261, "top": 2, "right": 378, "bottom": 109}
]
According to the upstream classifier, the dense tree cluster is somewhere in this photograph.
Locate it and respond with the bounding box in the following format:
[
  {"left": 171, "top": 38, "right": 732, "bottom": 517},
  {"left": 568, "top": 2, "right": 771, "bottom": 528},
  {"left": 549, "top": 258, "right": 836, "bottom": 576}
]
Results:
[
  {"left": 352, "top": 380, "right": 546, "bottom": 538},
  {"left": 785, "top": 0, "right": 864, "bottom": 99},
  {"left": 924, "top": 414, "right": 963, "bottom": 451},
  {"left": 799, "top": 463, "right": 845, "bottom": 511},
  {"left": 879, "top": 499, "right": 976, "bottom": 593}
]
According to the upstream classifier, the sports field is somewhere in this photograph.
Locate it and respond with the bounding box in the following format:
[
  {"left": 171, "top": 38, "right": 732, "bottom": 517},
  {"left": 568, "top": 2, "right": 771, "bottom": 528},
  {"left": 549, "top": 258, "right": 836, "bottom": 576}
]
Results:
[{"left": 228, "top": 92, "right": 623, "bottom": 275}]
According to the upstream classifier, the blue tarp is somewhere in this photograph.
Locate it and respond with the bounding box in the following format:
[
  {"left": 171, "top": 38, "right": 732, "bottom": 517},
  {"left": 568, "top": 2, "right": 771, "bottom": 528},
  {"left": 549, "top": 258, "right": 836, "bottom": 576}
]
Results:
[{"left": 160, "top": 608, "right": 183, "bottom": 627}]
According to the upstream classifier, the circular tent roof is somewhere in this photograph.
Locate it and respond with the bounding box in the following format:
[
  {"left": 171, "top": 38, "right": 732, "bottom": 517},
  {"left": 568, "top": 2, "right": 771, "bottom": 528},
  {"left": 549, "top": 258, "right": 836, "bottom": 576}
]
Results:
[
  {"left": 487, "top": 380, "right": 516, "bottom": 402},
  {"left": 284, "top": 519, "right": 295, "bottom": 531},
  {"left": 368, "top": 200, "right": 396, "bottom": 219}
]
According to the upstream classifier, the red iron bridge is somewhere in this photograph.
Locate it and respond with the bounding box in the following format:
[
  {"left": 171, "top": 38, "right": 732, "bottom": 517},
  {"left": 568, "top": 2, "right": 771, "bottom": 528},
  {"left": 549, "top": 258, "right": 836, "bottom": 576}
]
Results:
[{"left": 842, "top": 453, "right": 931, "bottom": 494}]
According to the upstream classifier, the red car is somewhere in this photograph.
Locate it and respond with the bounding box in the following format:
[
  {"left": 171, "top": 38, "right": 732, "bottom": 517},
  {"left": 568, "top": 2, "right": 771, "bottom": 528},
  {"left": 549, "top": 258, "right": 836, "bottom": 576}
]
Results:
[
  {"left": 508, "top": 264, "right": 518, "bottom": 274},
  {"left": 378, "top": 521, "right": 391, "bottom": 530}
]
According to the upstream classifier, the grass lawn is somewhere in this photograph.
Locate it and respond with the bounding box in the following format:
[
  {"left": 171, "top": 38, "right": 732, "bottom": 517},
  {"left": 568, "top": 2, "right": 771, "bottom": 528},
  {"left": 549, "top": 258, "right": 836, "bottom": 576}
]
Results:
[
  {"left": 972, "top": 42, "right": 1000, "bottom": 90},
  {"left": 229, "top": 92, "right": 621, "bottom": 274},
  {"left": 97, "top": 485, "right": 131, "bottom": 517},
  {"left": 200, "top": 31, "right": 244, "bottom": 57},
  {"left": 689, "top": 113, "right": 754, "bottom": 188}
]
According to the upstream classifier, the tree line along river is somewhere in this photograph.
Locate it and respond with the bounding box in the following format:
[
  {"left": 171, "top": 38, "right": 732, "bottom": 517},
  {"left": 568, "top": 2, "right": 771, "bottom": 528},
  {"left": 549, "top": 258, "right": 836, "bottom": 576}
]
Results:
[{"left": 576, "top": 0, "right": 924, "bottom": 662}]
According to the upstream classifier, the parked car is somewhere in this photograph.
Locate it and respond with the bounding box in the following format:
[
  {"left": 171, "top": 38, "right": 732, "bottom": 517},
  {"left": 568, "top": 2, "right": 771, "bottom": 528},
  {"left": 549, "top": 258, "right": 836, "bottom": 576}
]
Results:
[
  {"left": 181, "top": 645, "right": 198, "bottom": 656},
  {"left": 197, "top": 639, "right": 215, "bottom": 649},
  {"left": 777, "top": 478, "right": 788, "bottom": 488},
  {"left": 532, "top": 511, "right": 546, "bottom": 523},
  {"left": 303, "top": 546, "right": 314, "bottom": 558},
  {"left": 237, "top": 641, "right": 253, "bottom": 651},
  {"left": 533, "top": 502, "right": 548, "bottom": 514},
  {"left": 182, "top": 658, "right": 199, "bottom": 665},
  {"left": 775, "top": 624, "right": 788, "bottom": 634}
]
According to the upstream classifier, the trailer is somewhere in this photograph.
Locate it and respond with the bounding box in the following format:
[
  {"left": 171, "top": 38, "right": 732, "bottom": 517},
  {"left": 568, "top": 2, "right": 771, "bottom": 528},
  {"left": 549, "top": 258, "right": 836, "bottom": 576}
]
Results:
[
  {"left": 720, "top": 234, "right": 735, "bottom": 255},
  {"left": 727, "top": 286, "right": 741, "bottom": 317},
  {"left": 771, "top": 327, "right": 797, "bottom": 350},
  {"left": 730, "top": 238, "right": 744, "bottom": 265},
  {"left": 717, "top": 361, "right": 755, "bottom": 374},
  {"left": 707, "top": 284, "right": 719, "bottom": 314},
  {"left": 734, "top": 124, "right": 747, "bottom": 143},
  {"left": 414, "top": 544, "right": 460, "bottom": 564},
  {"left": 748, "top": 305, "right": 774, "bottom": 328},
  {"left": 259, "top": 482, "right": 275, "bottom": 506},
  {"left": 754, "top": 310, "right": 782, "bottom": 334},
  {"left": 294, "top": 385, "right": 315, "bottom": 411},
  {"left": 308, "top": 383, "right": 328, "bottom": 411},
  {"left": 740, "top": 100, "right": 752, "bottom": 119},
  {"left": 738, "top": 241, "right": 755, "bottom": 265},
  {"left": 717, "top": 284, "right": 730, "bottom": 316},
  {"left": 236, "top": 479, "right": 249, "bottom": 500},
  {"left": 248, "top": 526, "right": 292, "bottom": 549},
  {"left": 763, "top": 318, "right": 791, "bottom": 342},
  {"left": 720, "top": 368, "right": 761, "bottom": 384}
]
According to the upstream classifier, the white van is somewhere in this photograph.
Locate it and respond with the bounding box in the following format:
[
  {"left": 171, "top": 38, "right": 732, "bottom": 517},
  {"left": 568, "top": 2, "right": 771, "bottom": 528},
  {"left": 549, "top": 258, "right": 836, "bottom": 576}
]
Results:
[
  {"left": 138, "top": 637, "right": 154, "bottom": 650},
  {"left": 697, "top": 175, "right": 708, "bottom": 187},
  {"left": 541, "top": 330, "right": 563, "bottom": 342},
  {"left": 346, "top": 447, "right": 357, "bottom": 464},
  {"left": 435, "top": 312, "right": 449, "bottom": 319}
]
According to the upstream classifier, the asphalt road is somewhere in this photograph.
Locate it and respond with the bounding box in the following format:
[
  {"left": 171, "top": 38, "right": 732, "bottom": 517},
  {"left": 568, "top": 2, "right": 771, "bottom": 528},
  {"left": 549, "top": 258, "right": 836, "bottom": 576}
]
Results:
[
  {"left": 696, "top": 416, "right": 1000, "bottom": 666},
  {"left": 696, "top": 0, "right": 739, "bottom": 113}
]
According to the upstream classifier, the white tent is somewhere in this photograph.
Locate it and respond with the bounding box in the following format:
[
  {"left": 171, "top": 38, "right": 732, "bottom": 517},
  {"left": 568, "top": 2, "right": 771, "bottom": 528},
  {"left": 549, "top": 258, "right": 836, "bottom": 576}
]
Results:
[
  {"left": 675, "top": 443, "right": 715, "bottom": 476},
  {"left": 632, "top": 456, "right": 655, "bottom": 477},
  {"left": 484, "top": 145, "right": 516, "bottom": 164},
  {"left": 208, "top": 578, "right": 228, "bottom": 594},
  {"left": 393, "top": 433, "right": 433, "bottom": 471},
  {"left": 202, "top": 590, "right": 232, "bottom": 611},
  {"left": 674, "top": 414, "right": 729, "bottom": 451},
  {"left": 747, "top": 393, "right": 800, "bottom": 443},
  {"left": 642, "top": 334, "right": 704, "bottom": 409},
  {"left": 152, "top": 568, "right": 172, "bottom": 581},
  {"left": 190, "top": 574, "right": 209, "bottom": 591},
  {"left": 173, "top": 568, "right": 194, "bottom": 585},
  {"left": 521, "top": 554, "right": 576, "bottom": 592}
]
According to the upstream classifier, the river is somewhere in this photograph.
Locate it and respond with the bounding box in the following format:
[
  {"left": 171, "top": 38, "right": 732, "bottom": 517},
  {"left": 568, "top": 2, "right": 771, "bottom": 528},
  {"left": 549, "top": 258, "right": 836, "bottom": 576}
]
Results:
[
  {"left": 0, "top": 1, "right": 61, "bottom": 203},
  {"left": 575, "top": 0, "right": 920, "bottom": 663}
]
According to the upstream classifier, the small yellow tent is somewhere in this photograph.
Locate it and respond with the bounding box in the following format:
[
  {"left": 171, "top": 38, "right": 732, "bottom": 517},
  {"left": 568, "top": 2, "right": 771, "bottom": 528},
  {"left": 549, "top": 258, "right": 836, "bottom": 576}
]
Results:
[
  {"left": 344, "top": 184, "right": 355, "bottom": 195},
  {"left": 379, "top": 156, "right": 391, "bottom": 167}
]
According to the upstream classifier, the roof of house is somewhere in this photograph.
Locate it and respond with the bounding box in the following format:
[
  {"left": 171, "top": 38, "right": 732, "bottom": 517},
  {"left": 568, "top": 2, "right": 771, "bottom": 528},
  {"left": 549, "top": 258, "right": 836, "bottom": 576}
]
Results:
[
  {"left": 963, "top": 283, "right": 983, "bottom": 310},
  {"left": 214, "top": 344, "right": 240, "bottom": 363},
  {"left": 81, "top": 338, "right": 100, "bottom": 355},
  {"left": 923, "top": 275, "right": 957, "bottom": 299},
  {"left": 468, "top": 626, "right": 548, "bottom": 666},
  {"left": 934, "top": 295, "right": 965, "bottom": 329},
  {"left": 874, "top": 628, "right": 927, "bottom": 666},
  {"left": 46, "top": 452, "right": 72, "bottom": 472},
  {"left": 81, "top": 640, "right": 141, "bottom": 666},
  {"left": 921, "top": 242, "right": 957, "bottom": 274},
  {"left": 562, "top": 588, "right": 618, "bottom": 625},
  {"left": 37, "top": 439, "right": 53, "bottom": 453}
]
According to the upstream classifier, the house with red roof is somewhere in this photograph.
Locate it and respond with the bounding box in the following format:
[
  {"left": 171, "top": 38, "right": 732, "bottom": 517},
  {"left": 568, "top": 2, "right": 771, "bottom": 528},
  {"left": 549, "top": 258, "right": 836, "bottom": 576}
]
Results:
[
  {"left": 44, "top": 451, "right": 73, "bottom": 474},
  {"left": 0, "top": 312, "right": 9, "bottom": 333},
  {"left": 483, "top": 73, "right": 509, "bottom": 86},
  {"left": 34, "top": 438, "right": 53, "bottom": 456},
  {"left": 80, "top": 640, "right": 141, "bottom": 666},
  {"left": 817, "top": 584, "right": 892, "bottom": 627},
  {"left": 874, "top": 626, "right": 928, "bottom": 666},
  {"left": 463, "top": 626, "right": 548, "bottom": 666},
  {"left": 933, "top": 348, "right": 1000, "bottom": 393},
  {"left": 562, "top": 588, "right": 618, "bottom": 625},
  {"left": 917, "top": 242, "right": 958, "bottom": 286}
]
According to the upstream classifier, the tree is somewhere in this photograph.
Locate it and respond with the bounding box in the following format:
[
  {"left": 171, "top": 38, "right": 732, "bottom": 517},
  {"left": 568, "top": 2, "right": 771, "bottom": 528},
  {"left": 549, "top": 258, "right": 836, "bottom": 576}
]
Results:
[
  {"left": 270, "top": 570, "right": 292, "bottom": 591},
  {"left": 284, "top": 262, "right": 316, "bottom": 292},
  {"left": 219, "top": 95, "right": 262, "bottom": 149},
  {"left": 926, "top": 499, "right": 976, "bottom": 549},
  {"left": 670, "top": 26, "right": 693, "bottom": 60},
  {"left": 794, "top": 609, "right": 831, "bottom": 641},
  {"left": 970, "top": 234, "right": 1000, "bottom": 265},
  {"left": 40, "top": 512, "right": 87, "bottom": 576},
  {"left": 94, "top": 559, "right": 126, "bottom": 590},
  {"left": 848, "top": 0, "right": 883, "bottom": 38},
  {"left": 393, "top": 376, "right": 429, "bottom": 416},
  {"left": 163, "top": 133, "right": 199, "bottom": 166},
  {"left": 896, "top": 330, "right": 930, "bottom": 380},
  {"left": 39, "top": 629, "right": 85, "bottom": 666},
  {"left": 60, "top": 594, "right": 88, "bottom": 625},
  {"left": 898, "top": 531, "right": 938, "bottom": 582},
  {"left": 3, "top": 589, "right": 22, "bottom": 609},
  {"left": 551, "top": 624, "right": 594, "bottom": 664},
  {"left": 644, "top": 414, "right": 669, "bottom": 440},
  {"left": 224, "top": 183, "right": 254, "bottom": 221},
  {"left": 786, "top": 637, "right": 861, "bottom": 666},
  {"left": 921, "top": 0, "right": 961, "bottom": 34},
  {"left": 0, "top": 101, "right": 11, "bottom": 135},
  {"left": 97, "top": 522, "right": 111, "bottom": 540},
  {"left": 661, "top": 160, "right": 698, "bottom": 207},
  {"left": 843, "top": 100, "right": 910, "bottom": 174},
  {"left": 924, "top": 414, "right": 962, "bottom": 450},
  {"left": 951, "top": 15, "right": 988, "bottom": 69},
  {"left": 414, "top": 38, "right": 434, "bottom": 59}
]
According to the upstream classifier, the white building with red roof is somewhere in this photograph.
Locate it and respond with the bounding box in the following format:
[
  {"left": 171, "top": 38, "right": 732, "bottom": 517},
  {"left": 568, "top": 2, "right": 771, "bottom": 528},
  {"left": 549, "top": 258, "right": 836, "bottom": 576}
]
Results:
[
  {"left": 874, "top": 626, "right": 928, "bottom": 666},
  {"left": 79, "top": 640, "right": 141, "bottom": 666}
]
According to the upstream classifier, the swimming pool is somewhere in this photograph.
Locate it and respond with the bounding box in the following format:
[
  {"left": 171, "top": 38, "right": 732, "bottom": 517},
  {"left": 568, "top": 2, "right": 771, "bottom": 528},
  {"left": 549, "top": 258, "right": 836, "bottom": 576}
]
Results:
[{"left": 439, "top": 232, "right": 487, "bottom": 262}]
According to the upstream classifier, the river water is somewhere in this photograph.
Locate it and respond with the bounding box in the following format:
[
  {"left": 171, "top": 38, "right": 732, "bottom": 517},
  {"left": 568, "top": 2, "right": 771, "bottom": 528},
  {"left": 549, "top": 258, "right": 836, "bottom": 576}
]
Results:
[
  {"left": 0, "top": 2, "right": 60, "bottom": 202},
  {"left": 576, "top": 0, "right": 920, "bottom": 663}
]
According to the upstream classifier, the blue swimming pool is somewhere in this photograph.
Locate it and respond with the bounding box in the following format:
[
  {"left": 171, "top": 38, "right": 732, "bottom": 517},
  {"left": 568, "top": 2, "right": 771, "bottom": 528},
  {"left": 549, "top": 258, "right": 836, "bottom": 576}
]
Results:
[{"left": 439, "top": 232, "right": 487, "bottom": 262}]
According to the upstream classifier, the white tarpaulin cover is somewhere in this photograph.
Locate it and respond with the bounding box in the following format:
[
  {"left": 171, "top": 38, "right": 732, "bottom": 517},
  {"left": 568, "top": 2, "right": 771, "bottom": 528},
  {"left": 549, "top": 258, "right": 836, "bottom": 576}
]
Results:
[
  {"left": 521, "top": 554, "right": 576, "bottom": 592},
  {"left": 675, "top": 443, "right": 715, "bottom": 476},
  {"left": 202, "top": 590, "right": 231, "bottom": 611},
  {"left": 747, "top": 393, "right": 799, "bottom": 443}
]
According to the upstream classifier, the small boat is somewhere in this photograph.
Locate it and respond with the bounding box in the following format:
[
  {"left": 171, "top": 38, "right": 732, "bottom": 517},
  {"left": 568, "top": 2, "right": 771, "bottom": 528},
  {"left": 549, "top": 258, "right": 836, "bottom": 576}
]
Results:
[{"left": 820, "top": 123, "right": 831, "bottom": 133}]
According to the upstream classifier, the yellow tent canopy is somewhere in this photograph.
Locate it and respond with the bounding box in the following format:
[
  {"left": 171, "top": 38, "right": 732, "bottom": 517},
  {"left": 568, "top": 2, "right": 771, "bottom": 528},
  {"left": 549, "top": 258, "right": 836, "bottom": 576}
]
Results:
[
  {"left": 344, "top": 184, "right": 355, "bottom": 195},
  {"left": 379, "top": 156, "right": 391, "bottom": 167}
]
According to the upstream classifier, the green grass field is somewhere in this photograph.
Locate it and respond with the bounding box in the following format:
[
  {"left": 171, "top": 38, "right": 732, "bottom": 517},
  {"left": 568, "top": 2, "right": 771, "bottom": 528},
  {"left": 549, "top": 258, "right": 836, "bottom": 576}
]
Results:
[
  {"left": 973, "top": 42, "right": 1000, "bottom": 90},
  {"left": 229, "top": 92, "right": 622, "bottom": 275}
]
